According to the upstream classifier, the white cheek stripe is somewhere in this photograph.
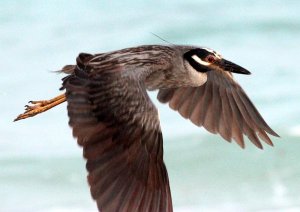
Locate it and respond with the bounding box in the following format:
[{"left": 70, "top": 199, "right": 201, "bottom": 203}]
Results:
[{"left": 192, "top": 55, "right": 210, "bottom": 66}]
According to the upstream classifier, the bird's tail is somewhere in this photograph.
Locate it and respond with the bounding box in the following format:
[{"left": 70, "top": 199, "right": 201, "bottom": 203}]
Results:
[
  {"left": 60, "top": 65, "right": 76, "bottom": 74},
  {"left": 58, "top": 52, "right": 94, "bottom": 74}
]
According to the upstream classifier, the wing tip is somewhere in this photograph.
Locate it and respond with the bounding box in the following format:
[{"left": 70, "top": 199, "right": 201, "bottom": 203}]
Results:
[
  {"left": 272, "top": 131, "right": 280, "bottom": 138},
  {"left": 265, "top": 126, "right": 280, "bottom": 138},
  {"left": 237, "top": 142, "right": 245, "bottom": 149}
]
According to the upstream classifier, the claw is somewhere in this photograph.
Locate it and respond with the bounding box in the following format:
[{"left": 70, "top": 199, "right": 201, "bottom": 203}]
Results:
[
  {"left": 25, "top": 103, "right": 41, "bottom": 111},
  {"left": 29, "top": 100, "right": 44, "bottom": 104},
  {"left": 14, "top": 93, "right": 66, "bottom": 122},
  {"left": 25, "top": 105, "right": 30, "bottom": 111}
]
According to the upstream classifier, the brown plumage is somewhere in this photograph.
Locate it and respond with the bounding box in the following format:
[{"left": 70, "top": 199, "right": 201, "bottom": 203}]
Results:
[{"left": 15, "top": 45, "right": 279, "bottom": 212}]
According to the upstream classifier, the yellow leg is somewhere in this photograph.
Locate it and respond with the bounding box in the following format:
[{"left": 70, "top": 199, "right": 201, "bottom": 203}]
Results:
[{"left": 14, "top": 93, "right": 66, "bottom": 122}]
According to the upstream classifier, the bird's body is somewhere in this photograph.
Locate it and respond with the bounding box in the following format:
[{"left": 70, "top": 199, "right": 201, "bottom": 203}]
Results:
[
  {"left": 15, "top": 44, "right": 279, "bottom": 212},
  {"left": 66, "top": 45, "right": 208, "bottom": 90}
]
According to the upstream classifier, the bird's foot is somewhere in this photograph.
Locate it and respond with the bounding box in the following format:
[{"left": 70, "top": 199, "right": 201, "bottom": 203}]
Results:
[{"left": 14, "top": 93, "right": 66, "bottom": 122}]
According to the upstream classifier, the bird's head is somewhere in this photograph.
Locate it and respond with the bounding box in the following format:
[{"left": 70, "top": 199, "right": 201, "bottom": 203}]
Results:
[{"left": 183, "top": 47, "right": 251, "bottom": 75}]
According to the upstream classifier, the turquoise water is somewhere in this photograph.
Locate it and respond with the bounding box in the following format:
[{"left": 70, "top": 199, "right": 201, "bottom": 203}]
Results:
[{"left": 2, "top": 1, "right": 300, "bottom": 211}]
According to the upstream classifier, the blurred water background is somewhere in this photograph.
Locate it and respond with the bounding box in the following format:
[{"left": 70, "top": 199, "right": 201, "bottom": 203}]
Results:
[{"left": 1, "top": 0, "right": 300, "bottom": 211}]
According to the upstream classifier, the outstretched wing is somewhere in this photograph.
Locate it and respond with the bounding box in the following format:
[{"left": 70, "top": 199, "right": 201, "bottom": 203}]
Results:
[
  {"left": 157, "top": 70, "right": 279, "bottom": 149},
  {"left": 63, "top": 65, "right": 172, "bottom": 211}
]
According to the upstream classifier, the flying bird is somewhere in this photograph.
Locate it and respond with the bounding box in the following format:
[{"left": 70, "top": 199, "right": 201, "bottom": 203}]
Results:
[{"left": 15, "top": 45, "right": 279, "bottom": 212}]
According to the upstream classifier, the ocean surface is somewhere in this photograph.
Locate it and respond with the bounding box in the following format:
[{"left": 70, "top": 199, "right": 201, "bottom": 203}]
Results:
[{"left": 1, "top": 1, "right": 300, "bottom": 211}]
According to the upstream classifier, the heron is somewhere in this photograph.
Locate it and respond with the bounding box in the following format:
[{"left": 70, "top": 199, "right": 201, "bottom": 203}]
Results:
[{"left": 15, "top": 45, "right": 279, "bottom": 212}]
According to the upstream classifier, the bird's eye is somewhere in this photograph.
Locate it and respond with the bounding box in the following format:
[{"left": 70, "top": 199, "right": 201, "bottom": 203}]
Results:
[{"left": 207, "top": 55, "right": 216, "bottom": 63}]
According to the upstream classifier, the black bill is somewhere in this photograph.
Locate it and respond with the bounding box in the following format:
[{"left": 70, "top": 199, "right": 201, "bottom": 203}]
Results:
[{"left": 220, "top": 59, "right": 251, "bottom": 75}]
